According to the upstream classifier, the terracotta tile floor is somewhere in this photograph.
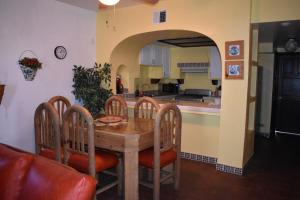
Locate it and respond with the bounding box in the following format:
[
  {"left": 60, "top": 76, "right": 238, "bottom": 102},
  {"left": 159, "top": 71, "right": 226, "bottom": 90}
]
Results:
[{"left": 98, "top": 134, "right": 300, "bottom": 200}]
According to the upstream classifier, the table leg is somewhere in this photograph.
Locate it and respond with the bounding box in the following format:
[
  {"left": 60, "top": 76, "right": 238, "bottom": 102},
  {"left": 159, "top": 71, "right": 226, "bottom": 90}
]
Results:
[{"left": 124, "top": 150, "right": 138, "bottom": 200}]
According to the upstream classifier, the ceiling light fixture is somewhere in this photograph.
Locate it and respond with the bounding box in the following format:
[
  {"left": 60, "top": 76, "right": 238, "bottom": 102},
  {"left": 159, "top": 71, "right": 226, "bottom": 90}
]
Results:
[{"left": 98, "top": 0, "right": 120, "bottom": 6}]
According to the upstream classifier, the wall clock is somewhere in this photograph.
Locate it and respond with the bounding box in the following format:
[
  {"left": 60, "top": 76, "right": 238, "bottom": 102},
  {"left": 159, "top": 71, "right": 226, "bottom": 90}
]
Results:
[{"left": 54, "top": 46, "right": 67, "bottom": 59}]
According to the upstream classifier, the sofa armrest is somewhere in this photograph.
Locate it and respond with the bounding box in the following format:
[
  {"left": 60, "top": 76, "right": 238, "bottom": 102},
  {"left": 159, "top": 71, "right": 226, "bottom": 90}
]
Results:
[
  {"left": 19, "top": 156, "right": 96, "bottom": 200},
  {"left": 0, "top": 144, "right": 34, "bottom": 200},
  {"left": 0, "top": 143, "right": 97, "bottom": 200}
]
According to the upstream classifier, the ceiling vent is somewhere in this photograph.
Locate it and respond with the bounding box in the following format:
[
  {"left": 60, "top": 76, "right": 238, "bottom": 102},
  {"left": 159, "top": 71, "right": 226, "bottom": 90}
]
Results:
[
  {"left": 177, "top": 63, "right": 209, "bottom": 73},
  {"left": 153, "top": 10, "right": 166, "bottom": 24}
]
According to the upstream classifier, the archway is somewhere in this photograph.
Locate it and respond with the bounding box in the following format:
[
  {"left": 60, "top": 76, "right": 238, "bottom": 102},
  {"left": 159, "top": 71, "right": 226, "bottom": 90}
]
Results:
[
  {"left": 109, "top": 30, "right": 222, "bottom": 95},
  {"left": 108, "top": 29, "right": 222, "bottom": 163}
]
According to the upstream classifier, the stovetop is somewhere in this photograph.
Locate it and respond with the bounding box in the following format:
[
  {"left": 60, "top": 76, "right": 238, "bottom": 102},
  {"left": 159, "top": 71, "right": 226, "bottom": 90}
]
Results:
[{"left": 175, "top": 94, "right": 206, "bottom": 101}]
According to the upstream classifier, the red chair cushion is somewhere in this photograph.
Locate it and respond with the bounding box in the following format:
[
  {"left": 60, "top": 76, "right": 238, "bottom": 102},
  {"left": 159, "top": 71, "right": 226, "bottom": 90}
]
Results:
[
  {"left": 0, "top": 144, "right": 33, "bottom": 200},
  {"left": 68, "top": 150, "right": 118, "bottom": 174},
  {"left": 139, "top": 148, "right": 177, "bottom": 168},
  {"left": 39, "top": 148, "right": 64, "bottom": 161},
  {"left": 19, "top": 156, "right": 96, "bottom": 200}
]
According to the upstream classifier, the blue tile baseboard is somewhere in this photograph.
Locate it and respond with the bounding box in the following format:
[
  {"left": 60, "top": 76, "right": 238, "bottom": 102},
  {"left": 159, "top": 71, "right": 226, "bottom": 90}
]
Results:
[
  {"left": 216, "top": 163, "right": 243, "bottom": 175},
  {"left": 180, "top": 152, "right": 217, "bottom": 165},
  {"left": 181, "top": 152, "right": 244, "bottom": 175}
]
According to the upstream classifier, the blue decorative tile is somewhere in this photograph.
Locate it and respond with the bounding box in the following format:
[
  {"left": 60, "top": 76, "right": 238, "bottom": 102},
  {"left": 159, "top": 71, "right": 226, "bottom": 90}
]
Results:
[
  {"left": 216, "top": 163, "right": 243, "bottom": 175},
  {"left": 180, "top": 152, "right": 217, "bottom": 164}
]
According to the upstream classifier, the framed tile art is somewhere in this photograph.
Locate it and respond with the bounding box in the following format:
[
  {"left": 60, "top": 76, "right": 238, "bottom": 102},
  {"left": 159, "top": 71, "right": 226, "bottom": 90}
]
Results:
[
  {"left": 225, "top": 40, "right": 244, "bottom": 60},
  {"left": 225, "top": 61, "right": 244, "bottom": 79}
]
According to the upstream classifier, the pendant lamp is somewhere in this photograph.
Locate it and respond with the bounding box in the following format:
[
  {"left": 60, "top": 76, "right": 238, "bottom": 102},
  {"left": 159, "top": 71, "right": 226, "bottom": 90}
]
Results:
[{"left": 99, "top": 0, "right": 120, "bottom": 6}]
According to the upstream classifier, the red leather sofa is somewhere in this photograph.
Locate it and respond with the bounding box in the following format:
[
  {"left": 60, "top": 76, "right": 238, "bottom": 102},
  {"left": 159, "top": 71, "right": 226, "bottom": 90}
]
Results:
[{"left": 0, "top": 143, "right": 96, "bottom": 200}]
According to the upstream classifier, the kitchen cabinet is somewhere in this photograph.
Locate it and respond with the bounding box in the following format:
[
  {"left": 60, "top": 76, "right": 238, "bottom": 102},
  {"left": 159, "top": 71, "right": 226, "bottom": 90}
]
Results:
[
  {"left": 139, "top": 44, "right": 170, "bottom": 77},
  {"left": 162, "top": 47, "right": 170, "bottom": 77},
  {"left": 139, "top": 44, "right": 162, "bottom": 66},
  {"left": 210, "top": 46, "right": 221, "bottom": 79}
]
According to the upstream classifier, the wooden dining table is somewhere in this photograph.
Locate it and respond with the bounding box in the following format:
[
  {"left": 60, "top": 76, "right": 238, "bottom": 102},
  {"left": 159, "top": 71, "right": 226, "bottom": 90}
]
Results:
[{"left": 94, "top": 117, "right": 154, "bottom": 200}]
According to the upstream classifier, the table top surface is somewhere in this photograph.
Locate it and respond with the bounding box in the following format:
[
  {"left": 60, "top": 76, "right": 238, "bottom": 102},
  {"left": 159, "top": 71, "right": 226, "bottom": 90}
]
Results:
[{"left": 94, "top": 117, "right": 154, "bottom": 136}]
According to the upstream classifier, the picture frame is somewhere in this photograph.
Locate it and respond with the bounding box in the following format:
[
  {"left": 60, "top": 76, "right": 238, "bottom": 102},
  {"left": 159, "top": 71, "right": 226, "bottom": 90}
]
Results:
[
  {"left": 225, "top": 40, "right": 244, "bottom": 60},
  {"left": 225, "top": 61, "right": 244, "bottom": 79}
]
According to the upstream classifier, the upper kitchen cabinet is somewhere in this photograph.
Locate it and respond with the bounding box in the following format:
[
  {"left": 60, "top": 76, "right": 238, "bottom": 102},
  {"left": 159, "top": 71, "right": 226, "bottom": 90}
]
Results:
[
  {"left": 209, "top": 46, "right": 222, "bottom": 79},
  {"left": 140, "top": 44, "right": 162, "bottom": 66},
  {"left": 139, "top": 44, "right": 170, "bottom": 77},
  {"left": 162, "top": 47, "right": 170, "bottom": 77}
]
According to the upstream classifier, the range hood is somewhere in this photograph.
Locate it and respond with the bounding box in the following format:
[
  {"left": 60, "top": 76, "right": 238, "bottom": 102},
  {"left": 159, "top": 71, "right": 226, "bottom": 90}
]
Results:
[{"left": 177, "top": 62, "right": 209, "bottom": 73}]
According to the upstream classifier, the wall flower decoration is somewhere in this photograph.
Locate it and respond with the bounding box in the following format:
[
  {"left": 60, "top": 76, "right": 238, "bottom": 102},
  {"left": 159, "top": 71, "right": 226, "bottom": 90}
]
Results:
[{"left": 18, "top": 50, "right": 42, "bottom": 81}]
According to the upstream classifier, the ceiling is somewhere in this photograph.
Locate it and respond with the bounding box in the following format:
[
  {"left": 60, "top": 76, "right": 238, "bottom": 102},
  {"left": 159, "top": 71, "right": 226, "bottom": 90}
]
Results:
[
  {"left": 56, "top": 0, "right": 158, "bottom": 12},
  {"left": 257, "top": 20, "right": 300, "bottom": 48}
]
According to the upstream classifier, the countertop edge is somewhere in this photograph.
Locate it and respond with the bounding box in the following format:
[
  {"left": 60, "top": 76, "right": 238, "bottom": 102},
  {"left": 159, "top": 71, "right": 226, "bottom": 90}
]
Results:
[{"left": 126, "top": 100, "right": 220, "bottom": 116}]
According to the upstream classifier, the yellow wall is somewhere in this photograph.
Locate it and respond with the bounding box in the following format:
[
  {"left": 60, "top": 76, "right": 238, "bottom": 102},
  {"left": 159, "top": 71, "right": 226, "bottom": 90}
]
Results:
[
  {"left": 251, "top": 0, "right": 300, "bottom": 23},
  {"left": 128, "top": 107, "right": 220, "bottom": 158},
  {"left": 96, "top": 0, "right": 251, "bottom": 168},
  {"left": 170, "top": 46, "right": 215, "bottom": 90},
  {"left": 181, "top": 113, "right": 220, "bottom": 158},
  {"left": 182, "top": 73, "right": 214, "bottom": 91},
  {"left": 139, "top": 65, "right": 163, "bottom": 91}
]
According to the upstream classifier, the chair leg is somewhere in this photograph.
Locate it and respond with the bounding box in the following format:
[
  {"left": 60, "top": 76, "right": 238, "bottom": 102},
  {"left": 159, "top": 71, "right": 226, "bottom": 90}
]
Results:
[
  {"left": 117, "top": 155, "right": 123, "bottom": 196},
  {"left": 147, "top": 168, "right": 153, "bottom": 182},
  {"left": 153, "top": 167, "right": 160, "bottom": 200},
  {"left": 174, "top": 159, "right": 180, "bottom": 190}
]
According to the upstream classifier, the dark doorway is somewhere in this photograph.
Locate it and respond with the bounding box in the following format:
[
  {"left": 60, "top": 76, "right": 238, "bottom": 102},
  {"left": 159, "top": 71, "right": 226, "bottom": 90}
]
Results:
[{"left": 272, "top": 53, "right": 300, "bottom": 136}]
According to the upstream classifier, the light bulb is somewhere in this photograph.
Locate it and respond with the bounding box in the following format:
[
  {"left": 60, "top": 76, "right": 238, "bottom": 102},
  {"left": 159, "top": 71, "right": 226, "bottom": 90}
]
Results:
[{"left": 99, "top": 0, "right": 120, "bottom": 6}]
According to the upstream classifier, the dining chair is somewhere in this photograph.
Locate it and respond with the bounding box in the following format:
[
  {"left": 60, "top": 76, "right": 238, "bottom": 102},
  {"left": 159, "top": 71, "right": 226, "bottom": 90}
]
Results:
[
  {"left": 105, "top": 95, "right": 128, "bottom": 121},
  {"left": 62, "top": 105, "right": 122, "bottom": 195},
  {"left": 34, "top": 102, "right": 62, "bottom": 163},
  {"left": 134, "top": 96, "right": 160, "bottom": 119},
  {"left": 139, "top": 103, "right": 182, "bottom": 200},
  {"left": 134, "top": 97, "right": 160, "bottom": 182},
  {"left": 48, "top": 95, "right": 71, "bottom": 126}
]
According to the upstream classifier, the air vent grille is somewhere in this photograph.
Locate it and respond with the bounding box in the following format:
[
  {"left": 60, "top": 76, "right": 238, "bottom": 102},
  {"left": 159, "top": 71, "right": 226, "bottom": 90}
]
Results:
[
  {"left": 153, "top": 10, "right": 166, "bottom": 24},
  {"left": 177, "top": 63, "right": 209, "bottom": 73}
]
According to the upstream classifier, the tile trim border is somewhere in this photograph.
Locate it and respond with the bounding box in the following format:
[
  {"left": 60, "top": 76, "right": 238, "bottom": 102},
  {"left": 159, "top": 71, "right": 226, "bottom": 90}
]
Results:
[
  {"left": 181, "top": 152, "right": 244, "bottom": 176},
  {"left": 216, "top": 163, "right": 243, "bottom": 175},
  {"left": 180, "top": 152, "right": 217, "bottom": 165}
]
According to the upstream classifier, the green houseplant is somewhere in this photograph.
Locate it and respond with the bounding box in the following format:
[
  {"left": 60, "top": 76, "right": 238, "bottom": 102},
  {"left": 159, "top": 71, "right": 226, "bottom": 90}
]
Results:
[{"left": 72, "top": 63, "right": 112, "bottom": 116}]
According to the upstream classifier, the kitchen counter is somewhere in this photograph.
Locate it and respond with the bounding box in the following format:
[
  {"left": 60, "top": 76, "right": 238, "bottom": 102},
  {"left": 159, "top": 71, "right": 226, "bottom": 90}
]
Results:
[
  {"left": 126, "top": 97, "right": 220, "bottom": 116},
  {"left": 125, "top": 97, "right": 220, "bottom": 159}
]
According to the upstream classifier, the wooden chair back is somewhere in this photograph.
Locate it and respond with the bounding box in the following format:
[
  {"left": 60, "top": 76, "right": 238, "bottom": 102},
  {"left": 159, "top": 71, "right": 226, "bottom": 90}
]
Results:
[
  {"left": 48, "top": 96, "right": 71, "bottom": 125},
  {"left": 154, "top": 103, "right": 182, "bottom": 200},
  {"left": 62, "top": 105, "right": 96, "bottom": 177},
  {"left": 34, "top": 102, "right": 61, "bottom": 162},
  {"left": 105, "top": 95, "right": 128, "bottom": 121},
  {"left": 134, "top": 97, "right": 160, "bottom": 119}
]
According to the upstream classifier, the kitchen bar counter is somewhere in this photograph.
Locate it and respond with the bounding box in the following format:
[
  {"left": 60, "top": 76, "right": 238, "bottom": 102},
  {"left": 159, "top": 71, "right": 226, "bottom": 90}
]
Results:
[
  {"left": 126, "top": 98, "right": 220, "bottom": 116},
  {"left": 125, "top": 97, "right": 220, "bottom": 159}
]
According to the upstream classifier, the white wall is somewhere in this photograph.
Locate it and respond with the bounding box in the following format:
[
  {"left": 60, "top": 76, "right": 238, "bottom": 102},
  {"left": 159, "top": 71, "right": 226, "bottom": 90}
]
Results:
[{"left": 0, "top": 0, "right": 96, "bottom": 152}]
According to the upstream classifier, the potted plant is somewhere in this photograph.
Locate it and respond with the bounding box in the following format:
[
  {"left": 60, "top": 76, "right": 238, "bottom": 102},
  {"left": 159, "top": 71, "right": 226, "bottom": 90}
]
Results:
[
  {"left": 72, "top": 63, "right": 112, "bottom": 117},
  {"left": 18, "top": 57, "right": 42, "bottom": 81},
  {"left": 0, "top": 84, "right": 4, "bottom": 105}
]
